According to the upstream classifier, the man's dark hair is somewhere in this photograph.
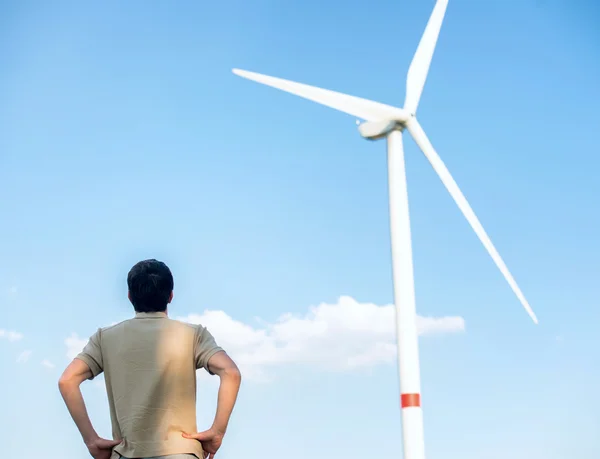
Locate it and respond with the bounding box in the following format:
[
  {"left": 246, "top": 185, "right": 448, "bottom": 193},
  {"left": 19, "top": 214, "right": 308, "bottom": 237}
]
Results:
[{"left": 127, "top": 259, "right": 174, "bottom": 313}]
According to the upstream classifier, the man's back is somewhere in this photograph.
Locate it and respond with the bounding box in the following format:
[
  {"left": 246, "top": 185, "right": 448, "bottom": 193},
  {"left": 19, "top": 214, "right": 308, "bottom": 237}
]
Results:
[
  {"left": 59, "top": 259, "right": 240, "bottom": 459},
  {"left": 76, "top": 311, "right": 223, "bottom": 459}
]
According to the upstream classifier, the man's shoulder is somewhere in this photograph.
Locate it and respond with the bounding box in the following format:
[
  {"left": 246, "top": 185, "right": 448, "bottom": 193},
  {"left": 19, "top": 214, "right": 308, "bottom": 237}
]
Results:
[
  {"left": 167, "top": 319, "right": 213, "bottom": 341},
  {"left": 167, "top": 318, "right": 206, "bottom": 332},
  {"left": 97, "top": 317, "right": 205, "bottom": 338},
  {"left": 98, "top": 319, "right": 131, "bottom": 334}
]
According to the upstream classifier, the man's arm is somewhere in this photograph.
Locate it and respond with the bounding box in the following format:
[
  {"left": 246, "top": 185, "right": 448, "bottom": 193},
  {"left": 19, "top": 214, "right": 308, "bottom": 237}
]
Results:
[
  {"left": 183, "top": 351, "right": 241, "bottom": 459},
  {"left": 206, "top": 351, "right": 242, "bottom": 435},
  {"left": 191, "top": 325, "right": 242, "bottom": 434},
  {"left": 58, "top": 359, "right": 120, "bottom": 458},
  {"left": 58, "top": 358, "right": 98, "bottom": 444}
]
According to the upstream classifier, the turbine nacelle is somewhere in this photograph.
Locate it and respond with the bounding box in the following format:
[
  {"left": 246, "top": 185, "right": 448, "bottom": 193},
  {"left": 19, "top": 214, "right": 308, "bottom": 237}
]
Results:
[{"left": 358, "top": 120, "right": 405, "bottom": 141}]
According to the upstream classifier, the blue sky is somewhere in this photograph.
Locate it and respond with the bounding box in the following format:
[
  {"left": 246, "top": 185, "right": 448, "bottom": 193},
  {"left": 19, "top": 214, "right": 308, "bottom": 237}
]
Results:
[{"left": 1, "top": 0, "right": 599, "bottom": 458}]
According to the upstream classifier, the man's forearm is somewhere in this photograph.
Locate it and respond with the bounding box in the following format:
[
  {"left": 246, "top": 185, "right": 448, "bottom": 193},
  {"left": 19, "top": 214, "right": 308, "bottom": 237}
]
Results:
[
  {"left": 211, "top": 369, "right": 242, "bottom": 434},
  {"left": 58, "top": 380, "right": 99, "bottom": 444}
]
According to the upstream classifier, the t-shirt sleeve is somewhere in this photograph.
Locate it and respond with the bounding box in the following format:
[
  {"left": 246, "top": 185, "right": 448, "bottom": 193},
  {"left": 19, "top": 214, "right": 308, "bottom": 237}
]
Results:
[
  {"left": 194, "top": 326, "right": 224, "bottom": 374},
  {"left": 75, "top": 328, "right": 103, "bottom": 380}
]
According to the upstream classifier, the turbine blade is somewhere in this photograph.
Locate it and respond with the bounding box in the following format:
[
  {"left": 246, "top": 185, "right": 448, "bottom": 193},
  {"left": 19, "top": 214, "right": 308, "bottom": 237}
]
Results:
[
  {"left": 233, "top": 68, "right": 409, "bottom": 122},
  {"left": 406, "top": 118, "right": 538, "bottom": 324},
  {"left": 404, "top": 0, "right": 449, "bottom": 114}
]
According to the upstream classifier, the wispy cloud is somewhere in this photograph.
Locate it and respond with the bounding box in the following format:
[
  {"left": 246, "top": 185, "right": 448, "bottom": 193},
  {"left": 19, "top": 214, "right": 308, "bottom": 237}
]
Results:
[
  {"left": 0, "top": 329, "right": 23, "bottom": 342},
  {"left": 65, "top": 333, "right": 88, "bottom": 360},
  {"left": 17, "top": 350, "right": 32, "bottom": 364},
  {"left": 42, "top": 359, "right": 55, "bottom": 369}
]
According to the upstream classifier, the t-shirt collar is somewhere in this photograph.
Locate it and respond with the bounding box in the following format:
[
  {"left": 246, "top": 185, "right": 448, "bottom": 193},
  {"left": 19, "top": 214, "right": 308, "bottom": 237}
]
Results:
[{"left": 134, "top": 312, "right": 168, "bottom": 319}]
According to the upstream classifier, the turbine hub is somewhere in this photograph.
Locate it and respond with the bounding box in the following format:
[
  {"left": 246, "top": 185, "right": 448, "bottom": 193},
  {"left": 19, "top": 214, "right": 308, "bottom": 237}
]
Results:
[{"left": 358, "top": 120, "right": 405, "bottom": 141}]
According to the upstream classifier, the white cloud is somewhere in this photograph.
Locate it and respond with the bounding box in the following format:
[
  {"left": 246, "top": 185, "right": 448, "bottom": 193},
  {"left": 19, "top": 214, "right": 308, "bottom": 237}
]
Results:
[
  {"left": 42, "top": 359, "right": 55, "bottom": 369},
  {"left": 17, "top": 350, "right": 32, "bottom": 363},
  {"left": 65, "top": 333, "right": 88, "bottom": 360},
  {"left": 179, "top": 295, "right": 465, "bottom": 382},
  {"left": 0, "top": 329, "right": 23, "bottom": 342}
]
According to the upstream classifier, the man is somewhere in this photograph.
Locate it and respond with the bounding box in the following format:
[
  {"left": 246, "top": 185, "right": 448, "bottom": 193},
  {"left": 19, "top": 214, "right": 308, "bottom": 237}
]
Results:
[{"left": 58, "top": 259, "right": 242, "bottom": 459}]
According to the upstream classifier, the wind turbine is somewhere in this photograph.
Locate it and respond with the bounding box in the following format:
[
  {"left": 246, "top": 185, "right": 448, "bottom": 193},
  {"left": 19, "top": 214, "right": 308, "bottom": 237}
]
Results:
[{"left": 232, "top": 0, "right": 538, "bottom": 458}]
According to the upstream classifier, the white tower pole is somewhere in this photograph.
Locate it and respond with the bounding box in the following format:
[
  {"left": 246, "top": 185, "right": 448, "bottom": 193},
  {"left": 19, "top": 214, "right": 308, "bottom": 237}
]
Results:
[{"left": 386, "top": 127, "right": 425, "bottom": 459}]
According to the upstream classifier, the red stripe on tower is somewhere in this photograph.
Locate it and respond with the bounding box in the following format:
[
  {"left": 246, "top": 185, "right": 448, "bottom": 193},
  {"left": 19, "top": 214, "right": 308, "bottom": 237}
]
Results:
[{"left": 401, "top": 393, "right": 421, "bottom": 408}]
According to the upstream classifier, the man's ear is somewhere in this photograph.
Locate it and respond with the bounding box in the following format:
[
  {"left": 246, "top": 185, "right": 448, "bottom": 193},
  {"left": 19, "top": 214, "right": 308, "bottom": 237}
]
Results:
[
  {"left": 168, "top": 291, "right": 174, "bottom": 303},
  {"left": 128, "top": 291, "right": 131, "bottom": 302}
]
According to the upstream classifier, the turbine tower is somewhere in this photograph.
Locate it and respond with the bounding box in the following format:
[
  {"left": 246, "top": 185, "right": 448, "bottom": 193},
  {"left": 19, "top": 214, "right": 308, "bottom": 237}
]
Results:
[{"left": 232, "top": 1, "right": 538, "bottom": 458}]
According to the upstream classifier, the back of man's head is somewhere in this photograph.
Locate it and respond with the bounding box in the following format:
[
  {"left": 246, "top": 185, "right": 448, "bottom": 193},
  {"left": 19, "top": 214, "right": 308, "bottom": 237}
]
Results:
[{"left": 127, "top": 259, "right": 174, "bottom": 313}]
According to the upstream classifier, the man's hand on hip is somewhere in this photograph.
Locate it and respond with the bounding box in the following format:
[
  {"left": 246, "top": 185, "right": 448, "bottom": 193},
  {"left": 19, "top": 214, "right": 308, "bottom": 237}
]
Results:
[
  {"left": 86, "top": 437, "right": 122, "bottom": 459},
  {"left": 182, "top": 428, "right": 224, "bottom": 459}
]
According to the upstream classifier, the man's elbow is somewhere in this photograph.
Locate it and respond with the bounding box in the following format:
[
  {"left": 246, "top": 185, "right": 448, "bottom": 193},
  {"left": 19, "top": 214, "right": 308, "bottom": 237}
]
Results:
[
  {"left": 58, "top": 374, "right": 73, "bottom": 391},
  {"left": 58, "top": 377, "right": 70, "bottom": 397},
  {"left": 58, "top": 372, "right": 83, "bottom": 393},
  {"left": 58, "top": 359, "right": 93, "bottom": 391},
  {"left": 221, "top": 363, "right": 242, "bottom": 383},
  {"left": 208, "top": 352, "right": 242, "bottom": 382}
]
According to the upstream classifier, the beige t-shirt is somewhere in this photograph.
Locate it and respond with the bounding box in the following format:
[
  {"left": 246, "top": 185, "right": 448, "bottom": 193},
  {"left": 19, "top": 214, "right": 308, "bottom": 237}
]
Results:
[{"left": 76, "top": 311, "right": 223, "bottom": 459}]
